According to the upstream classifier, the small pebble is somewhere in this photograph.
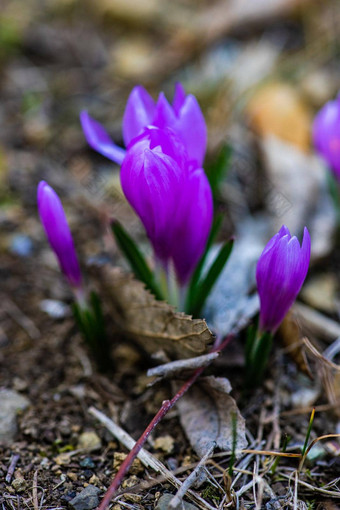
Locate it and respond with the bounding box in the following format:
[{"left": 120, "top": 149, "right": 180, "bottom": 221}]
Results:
[
  {"left": 154, "top": 435, "right": 175, "bottom": 453},
  {"left": 9, "top": 234, "right": 33, "bottom": 257},
  {"left": 68, "top": 485, "right": 101, "bottom": 510},
  {"left": 80, "top": 457, "right": 95, "bottom": 469},
  {"left": 77, "top": 432, "right": 102, "bottom": 451},
  {"left": 12, "top": 477, "right": 27, "bottom": 493},
  {"left": 40, "top": 299, "right": 71, "bottom": 319}
]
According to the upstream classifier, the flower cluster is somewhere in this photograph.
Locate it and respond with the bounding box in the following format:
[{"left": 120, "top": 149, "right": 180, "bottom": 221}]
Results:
[
  {"left": 313, "top": 93, "right": 340, "bottom": 180},
  {"left": 81, "top": 84, "right": 213, "bottom": 285},
  {"left": 256, "top": 225, "right": 311, "bottom": 333}
]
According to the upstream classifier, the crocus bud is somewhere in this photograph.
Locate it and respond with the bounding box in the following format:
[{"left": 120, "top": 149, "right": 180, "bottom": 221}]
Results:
[
  {"left": 171, "top": 168, "right": 213, "bottom": 284},
  {"left": 312, "top": 94, "right": 340, "bottom": 180},
  {"left": 256, "top": 225, "right": 311, "bottom": 333},
  {"left": 37, "top": 181, "right": 82, "bottom": 289},
  {"left": 120, "top": 128, "right": 186, "bottom": 264}
]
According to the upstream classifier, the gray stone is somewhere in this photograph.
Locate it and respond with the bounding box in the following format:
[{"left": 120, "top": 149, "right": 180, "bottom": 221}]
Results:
[
  {"left": 156, "top": 494, "right": 199, "bottom": 510},
  {"left": 68, "top": 485, "right": 101, "bottom": 510},
  {"left": 0, "top": 389, "right": 30, "bottom": 444}
]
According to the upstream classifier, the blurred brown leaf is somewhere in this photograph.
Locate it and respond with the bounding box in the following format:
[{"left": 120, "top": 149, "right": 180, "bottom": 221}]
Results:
[
  {"left": 177, "top": 376, "right": 247, "bottom": 457},
  {"left": 247, "top": 83, "right": 311, "bottom": 151},
  {"left": 90, "top": 265, "right": 213, "bottom": 359}
]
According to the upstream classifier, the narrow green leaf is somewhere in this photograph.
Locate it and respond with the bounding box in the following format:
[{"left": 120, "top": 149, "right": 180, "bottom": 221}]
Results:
[
  {"left": 206, "top": 144, "right": 232, "bottom": 199},
  {"left": 188, "top": 213, "right": 223, "bottom": 297},
  {"left": 188, "top": 238, "right": 234, "bottom": 317},
  {"left": 111, "top": 220, "right": 164, "bottom": 301}
]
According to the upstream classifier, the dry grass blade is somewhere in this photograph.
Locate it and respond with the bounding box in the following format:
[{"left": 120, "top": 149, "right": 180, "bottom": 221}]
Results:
[
  {"left": 298, "top": 433, "right": 340, "bottom": 471},
  {"left": 32, "top": 470, "right": 39, "bottom": 510},
  {"left": 302, "top": 337, "right": 340, "bottom": 371}
]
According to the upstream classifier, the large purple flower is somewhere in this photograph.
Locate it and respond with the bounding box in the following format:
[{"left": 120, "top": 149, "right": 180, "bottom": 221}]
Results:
[
  {"left": 81, "top": 84, "right": 212, "bottom": 285},
  {"left": 37, "top": 181, "right": 82, "bottom": 289},
  {"left": 256, "top": 225, "right": 311, "bottom": 333},
  {"left": 80, "top": 82, "right": 207, "bottom": 167},
  {"left": 313, "top": 94, "right": 340, "bottom": 180}
]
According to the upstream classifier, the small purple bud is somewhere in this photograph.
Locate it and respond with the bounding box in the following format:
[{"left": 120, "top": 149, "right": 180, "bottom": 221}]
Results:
[
  {"left": 37, "top": 181, "right": 82, "bottom": 289},
  {"left": 120, "top": 129, "right": 185, "bottom": 264},
  {"left": 256, "top": 225, "right": 311, "bottom": 333},
  {"left": 172, "top": 168, "right": 213, "bottom": 284},
  {"left": 80, "top": 111, "right": 126, "bottom": 165},
  {"left": 312, "top": 94, "right": 340, "bottom": 180}
]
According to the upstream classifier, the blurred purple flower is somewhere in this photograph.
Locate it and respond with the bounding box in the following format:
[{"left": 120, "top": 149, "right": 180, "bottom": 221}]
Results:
[
  {"left": 256, "top": 225, "right": 311, "bottom": 333},
  {"left": 312, "top": 94, "right": 340, "bottom": 180},
  {"left": 37, "top": 181, "right": 82, "bottom": 289},
  {"left": 81, "top": 83, "right": 207, "bottom": 167}
]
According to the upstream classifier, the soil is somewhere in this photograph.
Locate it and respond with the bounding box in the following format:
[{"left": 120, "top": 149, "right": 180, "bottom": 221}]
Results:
[{"left": 1, "top": 0, "right": 340, "bottom": 509}]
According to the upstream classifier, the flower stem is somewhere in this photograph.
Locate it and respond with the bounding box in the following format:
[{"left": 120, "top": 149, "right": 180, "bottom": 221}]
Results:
[{"left": 97, "top": 334, "right": 233, "bottom": 510}]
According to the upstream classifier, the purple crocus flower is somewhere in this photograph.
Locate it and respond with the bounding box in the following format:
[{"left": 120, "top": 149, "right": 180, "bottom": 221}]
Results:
[
  {"left": 312, "top": 93, "right": 340, "bottom": 180},
  {"left": 80, "top": 83, "right": 207, "bottom": 167},
  {"left": 80, "top": 84, "right": 212, "bottom": 285},
  {"left": 120, "top": 127, "right": 186, "bottom": 264},
  {"left": 37, "top": 181, "right": 82, "bottom": 289},
  {"left": 256, "top": 225, "right": 311, "bottom": 333}
]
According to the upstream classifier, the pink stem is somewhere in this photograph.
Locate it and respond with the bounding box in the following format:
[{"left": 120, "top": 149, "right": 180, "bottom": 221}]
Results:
[{"left": 97, "top": 334, "right": 233, "bottom": 510}]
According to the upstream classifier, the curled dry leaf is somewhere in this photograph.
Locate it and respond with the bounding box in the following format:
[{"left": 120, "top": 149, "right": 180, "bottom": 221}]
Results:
[
  {"left": 89, "top": 265, "right": 214, "bottom": 359},
  {"left": 279, "top": 310, "right": 312, "bottom": 379},
  {"left": 176, "top": 376, "right": 247, "bottom": 458}
]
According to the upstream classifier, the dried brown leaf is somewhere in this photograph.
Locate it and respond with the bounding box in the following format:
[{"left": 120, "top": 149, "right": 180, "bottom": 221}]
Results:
[
  {"left": 89, "top": 265, "right": 213, "bottom": 359},
  {"left": 176, "top": 376, "right": 247, "bottom": 457},
  {"left": 279, "top": 311, "right": 312, "bottom": 379}
]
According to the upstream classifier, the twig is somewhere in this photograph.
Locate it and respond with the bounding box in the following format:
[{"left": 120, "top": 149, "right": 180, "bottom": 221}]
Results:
[
  {"left": 96, "top": 334, "right": 233, "bottom": 510},
  {"left": 168, "top": 443, "right": 215, "bottom": 509},
  {"left": 6, "top": 454, "right": 20, "bottom": 483},
  {"left": 147, "top": 352, "right": 219, "bottom": 379},
  {"left": 32, "top": 470, "right": 39, "bottom": 510},
  {"left": 89, "top": 407, "right": 172, "bottom": 473},
  {"left": 0, "top": 295, "right": 40, "bottom": 340}
]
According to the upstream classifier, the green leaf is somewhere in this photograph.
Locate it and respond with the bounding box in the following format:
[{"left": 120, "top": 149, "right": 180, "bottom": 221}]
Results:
[
  {"left": 187, "top": 238, "right": 234, "bottom": 318},
  {"left": 72, "top": 292, "right": 111, "bottom": 372},
  {"left": 188, "top": 213, "right": 223, "bottom": 296},
  {"left": 206, "top": 144, "right": 232, "bottom": 199},
  {"left": 111, "top": 220, "right": 164, "bottom": 301}
]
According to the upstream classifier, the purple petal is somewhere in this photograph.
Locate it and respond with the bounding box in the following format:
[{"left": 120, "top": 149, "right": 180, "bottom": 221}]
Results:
[
  {"left": 172, "top": 168, "right": 213, "bottom": 284},
  {"left": 153, "top": 92, "right": 177, "bottom": 130},
  {"left": 172, "top": 94, "right": 207, "bottom": 167},
  {"left": 172, "top": 82, "right": 186, "bottom": 114},
  {"left": 120, "top": 140, "right": 184, "bottom": 262},
  {"left": 122, "top": 86, "right": 156, "bottom": 147},
  {"left": 37, "top": 181, "right": 82, "bottom": 288},
  {"left": 80, "top": 111, "right": 126, "bottom": 165}
]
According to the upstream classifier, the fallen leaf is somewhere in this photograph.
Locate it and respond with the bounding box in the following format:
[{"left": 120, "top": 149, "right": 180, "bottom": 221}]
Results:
[
  {"left": 279, "top": 311, "right": 312, "bottom": 379},
  {"left": 176, "top": 376, "right": 247, "bottom": 457},
  {"left": 89, "top": 265, "right": 214, "bottom": 359}
]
